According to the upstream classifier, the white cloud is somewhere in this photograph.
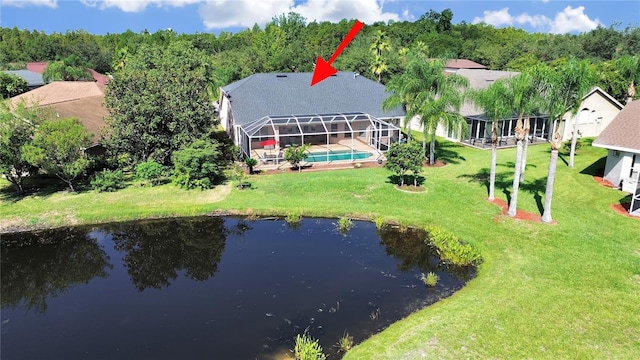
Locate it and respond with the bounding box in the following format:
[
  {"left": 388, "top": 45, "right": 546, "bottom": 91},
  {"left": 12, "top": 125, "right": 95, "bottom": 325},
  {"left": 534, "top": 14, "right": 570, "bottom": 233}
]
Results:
[
  {"left": 198, "top": 0, "right": 401, "bottom": 29},
  {"left": 549, "top": 6, "right": 601, "bottom": 34},
  {"left": 472, "top": 8, "right": 513, "bottom": 27},
  {"left": 472, "top": 5, "right": 600, "bottom": 34},
  {"left": 2, "top": 0, "right": 57, "bottom": 8},
  {"left": 81, "top": 0, "right": 202, "bottom": 13}
]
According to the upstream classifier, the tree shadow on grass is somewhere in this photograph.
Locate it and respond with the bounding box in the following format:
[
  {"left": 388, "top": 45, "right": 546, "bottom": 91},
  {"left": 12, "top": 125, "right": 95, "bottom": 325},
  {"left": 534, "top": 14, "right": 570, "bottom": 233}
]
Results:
[
  {"left": 458, "top": 166, "right": 547, "bottom": 214},
  {"left": 387, "top": 174, "right": 426, "bottom": 187},
  {"left": 434, "top": 141, "right": 466, "bottom": 165},
  {"left": 580, "top": 156, "right": 607, "bottom": 177},
  {"left": 0, "top": 176, "right": 76, "bottom": 203}
]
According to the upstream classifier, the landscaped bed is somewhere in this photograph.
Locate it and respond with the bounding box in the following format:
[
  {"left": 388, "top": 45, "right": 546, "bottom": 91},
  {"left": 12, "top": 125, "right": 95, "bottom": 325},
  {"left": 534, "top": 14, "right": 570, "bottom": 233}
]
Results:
[{"left": 2, "top": 140, "right": 639, "bottom": 359}]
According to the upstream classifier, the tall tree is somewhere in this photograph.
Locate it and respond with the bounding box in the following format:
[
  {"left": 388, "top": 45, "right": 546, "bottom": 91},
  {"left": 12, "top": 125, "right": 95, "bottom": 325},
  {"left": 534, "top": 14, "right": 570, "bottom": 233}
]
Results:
[
  {"left": 104, "top": 40, "right": 217, "bottom": 165},
  {"left": 540, "top": 61, "right": 594, "bottom": 222},
  {"left": 22, "top": 118, "right": 92, "bottom": 192},
  {"left": 563, "top": 59, "right": 596, "bottom": 169},
  {"left": 0, "top": 100, "right": 52, "bottom": 193},
  {"left": 384, "top": 55, "right": 468, "bottom": 164},
  {"left": 469, "top": 79, "right": 512, "bottom": 201},
  {"left": 369, "top": 30, "right": 391, "bottom": 83}
]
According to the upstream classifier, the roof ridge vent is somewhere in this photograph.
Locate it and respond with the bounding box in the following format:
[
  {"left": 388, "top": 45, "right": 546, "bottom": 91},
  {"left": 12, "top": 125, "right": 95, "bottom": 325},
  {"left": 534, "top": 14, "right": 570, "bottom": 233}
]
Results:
[{"left": 276, "top": 74, "right": 287, "bottom": 78}]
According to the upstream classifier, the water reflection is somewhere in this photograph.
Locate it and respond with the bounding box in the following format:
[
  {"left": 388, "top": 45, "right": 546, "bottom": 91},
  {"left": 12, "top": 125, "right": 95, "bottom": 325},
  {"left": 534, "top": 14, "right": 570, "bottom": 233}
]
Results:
[
  {"left": 1, "top": 228, "right": 112, "bottom": 313},
  {"left": 105, "top": 218, "right": 227, "bottom": 291},
  {"left": 1, "top": 217, "right": 475, "bottom": 360}
]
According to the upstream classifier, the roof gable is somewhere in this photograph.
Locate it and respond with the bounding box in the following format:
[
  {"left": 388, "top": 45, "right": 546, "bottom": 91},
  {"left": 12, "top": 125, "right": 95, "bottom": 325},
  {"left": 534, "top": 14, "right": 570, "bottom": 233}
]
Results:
[
  {"left": 445, "top": 59, "right": 487, "bottom": 70},
  {"left": 593, "top": 100, "right": 640, "bottom": 152},
  {"left": 222, "top": 72, "right": 405, "bottom": 126},
  {"left": 4, "top": 70, "right": 44, "bottom": 87}
]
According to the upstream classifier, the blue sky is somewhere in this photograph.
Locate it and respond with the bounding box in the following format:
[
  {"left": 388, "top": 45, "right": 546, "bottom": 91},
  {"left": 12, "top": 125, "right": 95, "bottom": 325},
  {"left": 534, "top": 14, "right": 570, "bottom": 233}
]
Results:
[{"left": 1, "top": 0, "right": 638, "bottom": 35}]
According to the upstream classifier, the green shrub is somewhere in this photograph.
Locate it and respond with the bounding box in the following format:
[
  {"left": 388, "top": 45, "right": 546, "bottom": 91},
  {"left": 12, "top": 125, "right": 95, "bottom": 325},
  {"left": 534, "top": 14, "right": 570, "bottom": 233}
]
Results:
[
  {"left": 244, "top": 157, "right": 258, "bottom": 174},
  {"left": 90, "top": 169, "right": 126, "bottom": 192},
  {"left": 337, "top": 217, "right": 353, "bottom": 234},
  {"left": 171, "top": 140, "right": 222, "bottom": 190},
  {"left": 425, "top": 225, "right": 482, "bottom": 266},
  {"left": 135, "top": 160, "right": 164, "bottom": 186},
  {"left": 421, "top": 272, "right": 439, "bottom": 287},
  {"left": 285, "top": 211, "right": 302, "bottom": 226},
  {"left": 374, "top": 217, "right": 386, "bottom": 230},
  {"left": 336, "top": 331, "right": 354, "bottom": 353},
  {"left": 294, "top": 333, "right": 326, "bottom": 360}
]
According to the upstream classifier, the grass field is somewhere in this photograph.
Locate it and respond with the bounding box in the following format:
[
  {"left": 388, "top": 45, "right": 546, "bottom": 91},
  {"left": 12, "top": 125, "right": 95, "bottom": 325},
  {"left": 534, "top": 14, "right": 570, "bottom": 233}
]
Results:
[{"left": 1, "top": 140, "right": 639, "bottom": 358}]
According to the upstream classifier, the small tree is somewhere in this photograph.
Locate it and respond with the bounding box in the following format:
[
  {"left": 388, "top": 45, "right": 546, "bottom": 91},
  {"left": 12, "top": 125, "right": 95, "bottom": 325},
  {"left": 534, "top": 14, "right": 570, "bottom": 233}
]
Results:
[
  {"left": 0, "top": 72, "right": 29, "bottom": 99},
  {"left": 244, "top": 157, "right": 258, "bottom": 174},
  {"left": 284, "top": 144, "right": 309, "bottom": 172},
  {"left": 385, "top": 141, "right": 423, "bottom": 187},
  {"left": 171, "top": 139, "right": 222, "bottom": 190},
  {"left": 22, "top": 118, "right": 92, "bottom": 192},
  {"left": 0, "top": 100, "right": 49, "bottom": 193},
  {"left": 135, "top": 160, "right": 164, "bottom": 186}
]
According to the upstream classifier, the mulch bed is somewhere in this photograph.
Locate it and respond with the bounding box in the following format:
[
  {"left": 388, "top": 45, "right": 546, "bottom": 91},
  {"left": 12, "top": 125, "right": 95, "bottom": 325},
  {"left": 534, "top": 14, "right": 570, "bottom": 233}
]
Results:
[
  {"left": 591, "top": 173, "right": 639, "bottom": 220},
  {"left": 488, "top": 198, "right": 553, "bottom": 224}
]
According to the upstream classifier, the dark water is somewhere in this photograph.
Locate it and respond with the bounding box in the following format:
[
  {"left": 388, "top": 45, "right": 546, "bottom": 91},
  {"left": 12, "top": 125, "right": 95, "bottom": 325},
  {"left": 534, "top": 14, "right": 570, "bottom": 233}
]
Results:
[{"left": 1, "top": 217, "right": 475, "bottom": 360}]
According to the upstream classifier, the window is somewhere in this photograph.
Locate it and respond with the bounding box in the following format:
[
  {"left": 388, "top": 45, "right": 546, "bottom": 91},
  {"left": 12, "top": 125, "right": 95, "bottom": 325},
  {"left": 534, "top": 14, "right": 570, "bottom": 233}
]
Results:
[
  {"left": 613, "top": 150, "right": 620, "bottom": 157},
  {"left": 344, "top": 123, "right": 352, "bottom": 138},
  {"left": 331, "top": 123, "right": 338, "bottom": 138}
]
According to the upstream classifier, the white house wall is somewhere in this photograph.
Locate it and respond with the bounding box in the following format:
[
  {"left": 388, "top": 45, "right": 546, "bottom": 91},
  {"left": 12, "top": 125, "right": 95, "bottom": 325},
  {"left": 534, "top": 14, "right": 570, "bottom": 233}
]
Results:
[{"left": 603, "top": 150, "right": 634, "bottom": 189}]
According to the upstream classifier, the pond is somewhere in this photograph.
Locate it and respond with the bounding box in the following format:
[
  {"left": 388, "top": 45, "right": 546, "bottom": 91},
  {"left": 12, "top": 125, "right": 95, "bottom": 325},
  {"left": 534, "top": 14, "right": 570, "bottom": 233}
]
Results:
[{"left": 1, "top": 217, "right": 475, "bottom": 360}]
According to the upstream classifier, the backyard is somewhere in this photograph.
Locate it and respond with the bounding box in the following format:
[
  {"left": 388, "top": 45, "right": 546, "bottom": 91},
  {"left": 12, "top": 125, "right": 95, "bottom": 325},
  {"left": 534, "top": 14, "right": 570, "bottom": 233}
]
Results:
[{"left": 1, "top": 140, "right": 639, "bottom": 358}]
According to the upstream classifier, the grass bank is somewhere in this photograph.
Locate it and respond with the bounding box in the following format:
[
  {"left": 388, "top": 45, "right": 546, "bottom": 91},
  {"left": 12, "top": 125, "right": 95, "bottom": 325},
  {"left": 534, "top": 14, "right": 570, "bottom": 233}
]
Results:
[{"left": 1, "top": 141, "right": 639, "bottom": 358}]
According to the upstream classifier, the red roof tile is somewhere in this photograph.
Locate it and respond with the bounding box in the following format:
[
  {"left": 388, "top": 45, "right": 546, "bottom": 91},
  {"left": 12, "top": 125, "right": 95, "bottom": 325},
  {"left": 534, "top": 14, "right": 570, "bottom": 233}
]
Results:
[{"left": 26, "top": 62, "right": 48, "bottom": 74}]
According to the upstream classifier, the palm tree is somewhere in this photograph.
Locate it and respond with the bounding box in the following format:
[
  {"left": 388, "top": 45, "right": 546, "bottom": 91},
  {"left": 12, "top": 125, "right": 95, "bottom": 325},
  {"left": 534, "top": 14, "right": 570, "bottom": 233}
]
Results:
[
  {"left": 565, "top": 59, "right": 596, "bottom": 168},
  {"left": 369, "top": 30, "right": 391, "bottom": 83},
  {"left": 469, "top": 79, "right": 512, "bottom": 201},
  {"left": 505, "top": 70, "right": 540, "bottom": 217},
  {"left": 540, "top": 59, "right": 595, "bottom": 222}
]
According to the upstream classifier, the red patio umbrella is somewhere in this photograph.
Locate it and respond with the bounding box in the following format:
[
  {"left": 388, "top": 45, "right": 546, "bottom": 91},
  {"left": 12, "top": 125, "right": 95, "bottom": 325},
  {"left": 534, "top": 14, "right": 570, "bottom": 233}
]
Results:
[{"left": 259, "top": 139, "right": 277, "bottom": 147}]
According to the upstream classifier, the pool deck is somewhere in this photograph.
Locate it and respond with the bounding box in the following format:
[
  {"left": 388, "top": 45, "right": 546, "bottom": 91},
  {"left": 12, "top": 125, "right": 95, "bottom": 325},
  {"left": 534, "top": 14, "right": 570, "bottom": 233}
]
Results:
[{"left": 253, "top": 139, "right": 383, "bottom": 171}]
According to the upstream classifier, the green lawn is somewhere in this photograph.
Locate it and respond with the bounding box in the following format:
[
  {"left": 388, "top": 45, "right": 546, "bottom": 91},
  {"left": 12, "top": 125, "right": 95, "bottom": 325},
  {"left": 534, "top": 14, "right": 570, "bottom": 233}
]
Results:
[{"left": 2, "top": 141, "right": 639, "bottom": 358}]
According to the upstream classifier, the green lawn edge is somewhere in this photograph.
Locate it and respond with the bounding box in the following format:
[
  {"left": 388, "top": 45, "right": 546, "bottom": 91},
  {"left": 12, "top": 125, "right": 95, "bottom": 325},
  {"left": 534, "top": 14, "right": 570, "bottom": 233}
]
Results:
[{"left": 2, "top": 141, "right": 639, "bottom": 358}]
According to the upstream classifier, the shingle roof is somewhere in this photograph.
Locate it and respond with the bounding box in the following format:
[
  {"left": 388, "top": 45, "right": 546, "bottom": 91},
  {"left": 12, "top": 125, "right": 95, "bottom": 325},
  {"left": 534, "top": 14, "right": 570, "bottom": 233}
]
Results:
[
  {"left": 222, "top": 72, "right": 405, "bottom": 126},
  {"left": 445, "top": 59, "right": 487, "bottom": 70},
  {"left": 4, "top": 70, "right": 45, "bottom": 87},
  {"left": 593, "top": 100, "right": 640, "bottom": 152},
  {"left": 10, "top": 81, "right": 108, "bottom": 143},
  {"left": 10, "top": 81, "right": 105, "bottom": 107},
  {"left": 456, "top": 68, "right": 520, "bottom": 117}
]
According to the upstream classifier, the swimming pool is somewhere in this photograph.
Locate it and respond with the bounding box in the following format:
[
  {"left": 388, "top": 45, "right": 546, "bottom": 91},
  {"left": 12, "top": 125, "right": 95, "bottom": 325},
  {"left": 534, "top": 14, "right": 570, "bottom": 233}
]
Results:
[{"left": 306, "top": 150, "right": 373, "bottom": 162}]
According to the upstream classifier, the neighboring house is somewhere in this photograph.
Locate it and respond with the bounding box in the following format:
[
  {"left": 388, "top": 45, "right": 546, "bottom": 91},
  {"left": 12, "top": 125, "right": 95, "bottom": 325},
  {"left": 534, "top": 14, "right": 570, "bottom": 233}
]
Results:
[
  {"left": 26, "top": 62, "right": 48, "bottom": 74},
  {"left": 219, "top": 72, "right": 404, "bottom": 162},
  {"left": 593, "top": 99, "right": 640, "bottom": 216},
  {"left": 25, "top": 62, "right": 110, "bottom": 85},
  {"left": 3, "top": 70, "right": 45, "bottom": 90},
  {"left": 10, "top": 81, "right": 109, "bottom": 155},
  {"left": 444, "top": 59, "right": 487, "bottom": 73},
  {"left": 556, "top": 87, "right": 623, "bottom": 142}
]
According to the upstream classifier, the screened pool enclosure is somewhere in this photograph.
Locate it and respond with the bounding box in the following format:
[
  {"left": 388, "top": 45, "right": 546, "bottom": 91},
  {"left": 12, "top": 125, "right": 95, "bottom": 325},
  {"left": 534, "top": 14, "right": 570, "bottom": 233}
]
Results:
[{"left": 237, "top": 112, "right": 402, "bottom": 164}]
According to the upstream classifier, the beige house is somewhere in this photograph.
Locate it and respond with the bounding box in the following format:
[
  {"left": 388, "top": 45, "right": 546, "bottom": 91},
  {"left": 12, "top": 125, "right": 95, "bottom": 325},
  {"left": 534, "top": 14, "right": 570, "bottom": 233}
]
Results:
[{"left": 555, "top": 87, "right": 623, "bottom": 142}]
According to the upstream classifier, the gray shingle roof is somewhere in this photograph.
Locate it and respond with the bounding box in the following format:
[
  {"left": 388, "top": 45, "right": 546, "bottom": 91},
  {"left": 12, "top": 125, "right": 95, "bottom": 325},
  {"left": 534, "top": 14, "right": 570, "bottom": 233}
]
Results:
[
  {"left": 4, "top": 70, "right": 45, "bottom": 87},
  {"left": 593, "top": 100, "right": 640, "bottom": 152},
  {"left": 456, "top": 69, "right": 520, "bottom": 117},
  {"left": 222, "top": 72, "right": 405, "bottom": 126}
]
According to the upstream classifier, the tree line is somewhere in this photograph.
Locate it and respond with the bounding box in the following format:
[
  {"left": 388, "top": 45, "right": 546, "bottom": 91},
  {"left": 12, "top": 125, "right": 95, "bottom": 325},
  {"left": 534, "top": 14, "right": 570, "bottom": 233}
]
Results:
[{"left": 1, "top": 10, "right": 639, "bottom": 102}]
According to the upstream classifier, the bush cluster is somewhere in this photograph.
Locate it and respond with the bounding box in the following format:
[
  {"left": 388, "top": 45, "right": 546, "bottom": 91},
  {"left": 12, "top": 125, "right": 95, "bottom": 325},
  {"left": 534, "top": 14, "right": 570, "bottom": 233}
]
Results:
[
  {"left": 425, "top": 225, "right": 482, "bottom": 266},
  {"left": 90, "top": 169, "right": 126, "bottom": 192}
]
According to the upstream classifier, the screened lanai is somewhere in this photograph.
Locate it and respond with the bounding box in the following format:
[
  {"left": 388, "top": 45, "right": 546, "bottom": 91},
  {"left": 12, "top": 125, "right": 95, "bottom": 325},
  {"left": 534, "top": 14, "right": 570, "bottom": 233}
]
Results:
[
  {"left": 462, "top": 114, "right": 551, "bottom": 148},
  {"left": 237, "top": 112, "right": 401, "bottom": 164}
]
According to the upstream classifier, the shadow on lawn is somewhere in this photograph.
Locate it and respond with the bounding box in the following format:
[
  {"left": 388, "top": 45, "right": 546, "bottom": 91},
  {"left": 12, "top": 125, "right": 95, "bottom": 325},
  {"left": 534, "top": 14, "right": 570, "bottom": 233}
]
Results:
[
  {"left": 580, "top": 156, "right": 606, "bottom": 177},
  {"left": 0, "top": 176, "right": 75, "bottom": 203},
  {"left": 387, "top": 174, "right": 426, "bottom": 187},
  {"left": 434, "top": 142, "right": 466, "bottom": 165},
  {"left": 458, "top": 166, "right": 547, "bottom": 215}
]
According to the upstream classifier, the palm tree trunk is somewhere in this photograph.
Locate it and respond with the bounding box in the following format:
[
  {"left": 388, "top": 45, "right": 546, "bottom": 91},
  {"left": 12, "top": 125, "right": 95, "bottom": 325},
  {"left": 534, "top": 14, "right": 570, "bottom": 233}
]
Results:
[
  {"left": 542, "top": 149, "right": 558, "bottom": 223},
  {"left": 489, "top": 144, "right": 497, "bottom": 200},
  {"left": 569, "top": 119, "right": 579, "bottom": 168},
  {"left": 508, "top": 139, "right": 524, "bottom": 217},
  {"left": 520, "top": 137, "right": 529, "bottom": 183},
  {"left": 429, "top": 132, "right": 436, "bottom": 165}
]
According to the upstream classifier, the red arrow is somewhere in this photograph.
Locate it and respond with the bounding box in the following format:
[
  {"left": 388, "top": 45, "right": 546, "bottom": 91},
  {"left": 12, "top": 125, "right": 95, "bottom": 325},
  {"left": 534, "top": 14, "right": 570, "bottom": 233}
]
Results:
[{"left": 311, "top": 19, "right": 364, "bottom": 86}]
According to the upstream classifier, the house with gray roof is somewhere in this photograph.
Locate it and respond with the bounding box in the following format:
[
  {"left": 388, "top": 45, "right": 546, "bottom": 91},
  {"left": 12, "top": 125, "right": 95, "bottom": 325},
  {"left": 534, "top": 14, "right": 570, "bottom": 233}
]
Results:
[
  {"left": 593, "top": 99, "right": 640, "bottom": 216},
  {"left": 3, "top": 70, "right": 45, "bottom": 89},
  {"left": 219, "top": 72, "right": 404, "bottom": 163}
]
